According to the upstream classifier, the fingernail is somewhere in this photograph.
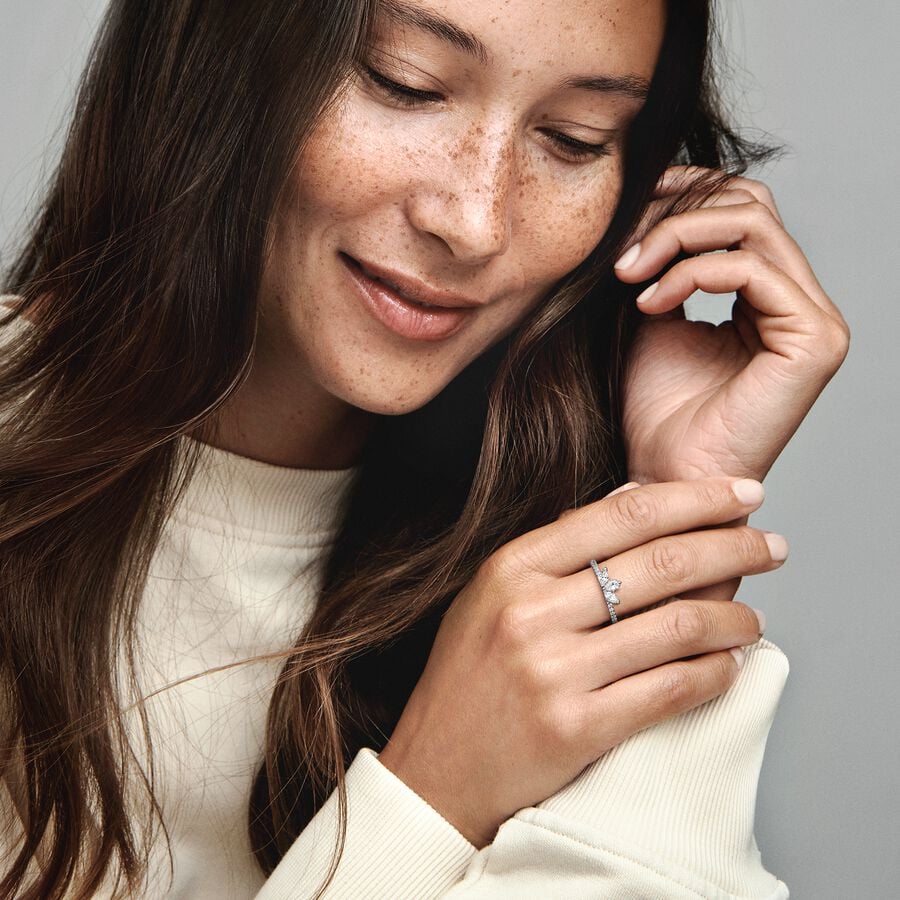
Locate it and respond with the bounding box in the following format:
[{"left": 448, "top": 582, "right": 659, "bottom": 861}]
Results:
[
  {"left": 730, "top": 646, "right": 746, "bottom": 668},
  {"left": 752, "top": 607, "right": 766, "bottom": 634},
  {"left": 608, "top": 481, "right": 641, "bottom": 497},
  {"left": 732, "top": 478, "right": 765, "bottom": 505},
  {"left": 764, "top": 532, "right": 789, "bottom": 562},
  {"left": 636, "top": 282, "right": 659, "bottom": 305},
  {"left": 615, "top": 242, "right": 642, "bottom": 270}
]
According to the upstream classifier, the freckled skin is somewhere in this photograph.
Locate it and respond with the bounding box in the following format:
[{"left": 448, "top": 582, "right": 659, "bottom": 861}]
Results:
[{"left": 226, "top": 0, "right": 664, "bottom": 465}]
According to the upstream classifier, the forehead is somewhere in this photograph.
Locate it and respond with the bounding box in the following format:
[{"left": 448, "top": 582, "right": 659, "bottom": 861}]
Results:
[{"left": 377, "top": 0, "right": 666, "bottom": 81}]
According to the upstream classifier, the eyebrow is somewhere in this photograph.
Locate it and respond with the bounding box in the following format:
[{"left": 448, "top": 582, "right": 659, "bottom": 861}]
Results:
[
  {"left": 380, "top": 1, "right": 651, "bottom": 102},
  {"left": 381, "top": 1, "right": 490, "bottom": 65},
  {"left": 563, "top": 74, "right": 651, "bottom": 102}
]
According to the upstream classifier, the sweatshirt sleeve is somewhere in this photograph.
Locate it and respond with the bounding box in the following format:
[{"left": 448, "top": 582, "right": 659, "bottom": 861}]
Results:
[
  {"left": 254, "top": 743, "right": 477, "bottom": 899},
  {"left": 444, "top": 637, "right": 791, "bottom": 899},
  {"left": 258, "top": 637, "right": 789, "bottom": 899}
]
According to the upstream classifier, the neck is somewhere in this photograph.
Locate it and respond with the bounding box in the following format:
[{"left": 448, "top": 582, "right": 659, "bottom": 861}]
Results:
[{"left": 195, "top": 357, "right": 375, "bottom": 470}]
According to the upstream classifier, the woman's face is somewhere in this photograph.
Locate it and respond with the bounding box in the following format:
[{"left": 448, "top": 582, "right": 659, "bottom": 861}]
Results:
[{"left": 260, "top": 0, "right": 664, "bottom": 416}]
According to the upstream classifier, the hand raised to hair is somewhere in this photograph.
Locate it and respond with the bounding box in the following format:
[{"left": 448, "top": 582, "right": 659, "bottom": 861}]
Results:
[{"left": 615, "top": 166, "right": 850, "bottom": 489}]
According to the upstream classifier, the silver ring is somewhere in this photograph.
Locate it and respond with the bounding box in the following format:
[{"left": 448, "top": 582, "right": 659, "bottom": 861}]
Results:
[{"left": 590, "top": 560, "right": 622, "bottom": 624}]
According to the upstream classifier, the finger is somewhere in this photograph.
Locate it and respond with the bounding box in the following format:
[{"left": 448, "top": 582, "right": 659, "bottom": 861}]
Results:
[
  {"left": 685, "top": 576, "right": 743, "bottom": 603},
  {"left": 606, "top": 481, "right": 643, "bottom": 497},
  {"left": 622, "top": 193, "right": 848, "bottom": 330},
  {"left": 588, "top": 599, "right": 765, "bottom": 686},
  {"left": 557, "top": 482, "right": 641, "bottom": 522},
  {"left": 635, "top": 249, "right": 821, "bottom": 323},
  {"left": 581, "top": 647, "right": 744, "bottom": 749},
  {"left": 721, "top": 175, "right": 784, "bottom": 225},
  {"left": 636, "top": 253, "right": 850, "bottom": 389},
  {"left": 730, "top": 293, "right": 766, "bottom": 355},
  {"left": 495, "top": 477, "right": 767, "bottom": 580},
  {"left": 677, "top": 513, "right": 751, "bottom": 603},
  {"left": 629, "top": 186, "right": 775, "bottom": 253},
  {"left": 550, "top": 523, "right": 785, "bottom": 630},
  {"left": 654, "top": 167, "right": 784, "bottom": 225},
  {"left": 617, "top": 201, "right": 823, "bottom": 308}
]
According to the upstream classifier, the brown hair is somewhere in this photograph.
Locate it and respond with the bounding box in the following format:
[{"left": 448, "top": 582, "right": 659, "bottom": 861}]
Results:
[{"left": 0, "top": 1, "right": 773, "bottom": 897}]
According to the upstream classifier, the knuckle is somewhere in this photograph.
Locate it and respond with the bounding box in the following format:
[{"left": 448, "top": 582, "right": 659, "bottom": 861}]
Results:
[
  {"left": 531, "top": 652, "right": 566, "bottom": 689},
  {"left": 484, "top": 541, "right": 530, "bottom": 585},
  {"left": 733, "top": 601, "right": 764, "bottom": 638},
  {"left": 735, "top": 175, "right": 777, "bottom": 204},
  {"left": 648, "top": 538, "right": 693, "bottom": 584},
  {"left": 609, "top": 488, "right": 660, "bottom": 534},
  {"left": 753, "top": 180, "right": 778, "bottom": 208},
  {"left": 746, "top": 198, "right": 777, "bottom": 228},
  {"left": 825, "top": 321, "right": 852, "bottom": 363},
  {"left": 736, "top": 247, "right": 769, "bottom": 272},
  {"left": 534, "top": 697, "right": 579, "bottom": 748},
  {"left": 662, "top": 602, "right": 712, "bottom": 649},
  {"left": 494, "top": 601, "right": 541, "bottom": 647},
  {"left": 670, "top": 255, "right": 696, "bottom": 282},
  {"left": 694, "top": 479, "right": 727, "bottom": 516},
  {"left": 734, "top": 526, "right": 768, "bottom": 566},
  {"left": 728, "top": 187, "right": 757, "bottom": 205},
  {"left": 711, "top": 652, "right": 739, "bottom": 691},
  {"left": 658, "top": 216, "right": 687, "bottom": 247},
  {"left": 658, "top": 663, "right": 697, "bottom": 706}
]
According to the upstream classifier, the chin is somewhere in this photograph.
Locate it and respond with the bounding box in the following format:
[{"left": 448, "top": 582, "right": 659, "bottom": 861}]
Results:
[
  {"left": 323, "top": 366, "right": 451, "bottom": 418},
  {"left": 343, "top": 385, "right": 446, "bottom": 417}
]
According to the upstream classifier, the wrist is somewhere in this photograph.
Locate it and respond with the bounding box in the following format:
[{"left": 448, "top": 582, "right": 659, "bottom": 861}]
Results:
[{"left": 378, "top": 744, "right": 498, "bottom": 849}]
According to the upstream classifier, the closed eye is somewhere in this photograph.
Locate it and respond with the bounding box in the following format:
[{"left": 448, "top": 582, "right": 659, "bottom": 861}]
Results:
[
  {"left": 540, "top": 130, "right": 612, "bottom": 162},
  {"left": 362, "top": 65, "right": 443, "bottom": 106},
  {"left": 362, "top": 63, "right": 612, "bottom": 164}
]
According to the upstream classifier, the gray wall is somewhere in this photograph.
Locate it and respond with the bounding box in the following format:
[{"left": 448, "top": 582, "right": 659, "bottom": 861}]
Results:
[
  {"left": 716, "top": 6, "right": 900, "bottom": 899},
  {"left": 2, "top": 3, "right": 897, "bottom": 897}
]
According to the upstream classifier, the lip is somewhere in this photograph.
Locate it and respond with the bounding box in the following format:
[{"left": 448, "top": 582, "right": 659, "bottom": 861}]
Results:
[
  {"left": 340, "top": 253, "right": 480, "bottom": 342},
  {"left": 350, "top": 257, "right": 484, "bottom": 309}
]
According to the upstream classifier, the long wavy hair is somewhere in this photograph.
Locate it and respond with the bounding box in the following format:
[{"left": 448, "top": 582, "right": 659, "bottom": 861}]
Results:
[{"left": 0, "top": 1, "right": 772, "bottom": 897}]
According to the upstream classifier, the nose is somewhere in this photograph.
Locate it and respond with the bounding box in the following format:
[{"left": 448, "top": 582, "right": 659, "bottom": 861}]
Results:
[{"left": 405, "top": 123, "right": 515, "bottom": 265}]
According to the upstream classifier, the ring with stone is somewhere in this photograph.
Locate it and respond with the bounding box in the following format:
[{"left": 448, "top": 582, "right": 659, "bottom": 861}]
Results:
[{"left": 590, "top": 559, "right": 622, "bottom": 625}]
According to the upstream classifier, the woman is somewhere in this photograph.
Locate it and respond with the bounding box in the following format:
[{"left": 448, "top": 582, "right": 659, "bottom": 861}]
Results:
[{"left": 0, "top": 0, "right": 849, "bottom": 898}]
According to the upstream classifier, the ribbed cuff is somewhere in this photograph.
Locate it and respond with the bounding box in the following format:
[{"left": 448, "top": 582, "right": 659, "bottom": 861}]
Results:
[
  {"left": 445, "top": 812, "right": 789, "bottom": 899},
  {"left": 256, "top": 747, "right": 476, "bottom": 899},
  {"left": 534, "top": 637, "right": 791, "bottom": 897}
]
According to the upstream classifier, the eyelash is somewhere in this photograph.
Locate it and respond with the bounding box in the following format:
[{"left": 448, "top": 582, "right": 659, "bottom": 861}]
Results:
[
  {"left": 361, "top": 65, "right": 612, "bottom": 163},
  {"left": 363, "top": 64, "right": 443, "bottom": 105}
]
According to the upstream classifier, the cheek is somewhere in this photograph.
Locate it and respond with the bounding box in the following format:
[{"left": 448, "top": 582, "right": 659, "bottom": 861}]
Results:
[
  {"left": 292, "top": 92, "right": 622, "bottom": 310},
  {"left": 291, "top": 102, "right": 392, "bottom": 226},
  {"left": 293, "top": 94, "right": 448, "bottom": 228},
  {"left": 514, "top": 160, "right": 624, "bottom": 288}
]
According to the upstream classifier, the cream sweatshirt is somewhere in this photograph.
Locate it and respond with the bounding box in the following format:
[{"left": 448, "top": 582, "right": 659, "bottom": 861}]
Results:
[{"left": 2, "top": 434, "right": 791, "bottom": 899}]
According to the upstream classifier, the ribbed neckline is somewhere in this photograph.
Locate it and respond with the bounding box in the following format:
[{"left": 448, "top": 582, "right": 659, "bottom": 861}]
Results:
[{"left": 174, "top": 435, "right": 360, "bottom": 538}]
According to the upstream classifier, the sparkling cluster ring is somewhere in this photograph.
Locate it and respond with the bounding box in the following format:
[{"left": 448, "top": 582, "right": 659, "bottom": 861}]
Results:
[{"left": 590, "top": 559, "right": 622, "bottom": 625}]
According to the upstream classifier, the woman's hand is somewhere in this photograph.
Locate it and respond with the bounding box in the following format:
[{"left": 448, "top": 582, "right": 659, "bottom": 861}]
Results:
[
  {"left": 377, "top": 477, "right": 780, "bottom": 849},
  {"left": 614, "top": 166, "right": 851, "bottom": 487}
]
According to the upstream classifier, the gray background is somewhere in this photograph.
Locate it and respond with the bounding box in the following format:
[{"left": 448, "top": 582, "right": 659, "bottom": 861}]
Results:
[{"left": 1, "top": 2, "right": 897, "bottom": 897}]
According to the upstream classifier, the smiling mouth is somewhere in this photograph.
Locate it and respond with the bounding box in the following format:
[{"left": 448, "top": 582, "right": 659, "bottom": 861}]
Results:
[
  {"left": 339, "top": 252, "right": 484, "bottom": 310},
  {"left": 354, "top": 259, "right": 437, "bottom": 308},
  {"left": 340, "top": 252, "right": 480, "bottom": 342}
]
